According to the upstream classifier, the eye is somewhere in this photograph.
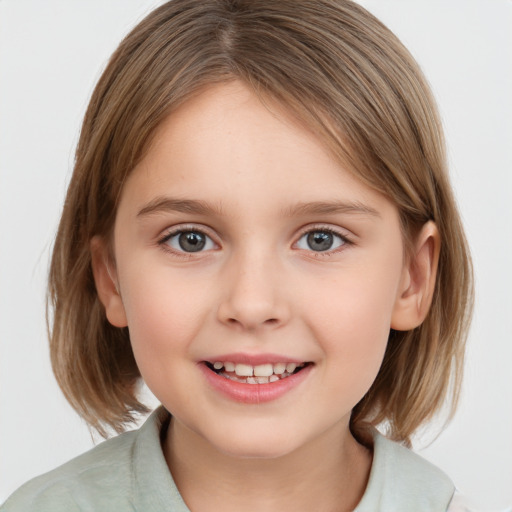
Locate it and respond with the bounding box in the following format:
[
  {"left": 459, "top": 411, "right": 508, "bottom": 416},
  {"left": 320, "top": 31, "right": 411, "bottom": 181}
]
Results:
[
  {"left": 296, "top": 229, "right": 347, "bottom": 252},
  {"left": 162, "top": 230, "right": 216, "bottom": 253}
]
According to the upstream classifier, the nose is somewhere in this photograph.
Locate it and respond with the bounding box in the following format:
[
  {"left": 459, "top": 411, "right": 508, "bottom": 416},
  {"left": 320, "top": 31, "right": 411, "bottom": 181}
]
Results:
[{"left": 216, "top": 249, "right": 290, "bottom": 331}]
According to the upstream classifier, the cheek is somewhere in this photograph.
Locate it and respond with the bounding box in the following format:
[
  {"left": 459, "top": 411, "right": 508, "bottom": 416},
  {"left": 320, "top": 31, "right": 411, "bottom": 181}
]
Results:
[
  {"left": 305, "top": 260, "right": 402, "bottom": 390},
  {"left": 117, "top": 270, "right": 211, "bottom": 380},
  {"left": 314, "top": 291, "right": 390, "bottom": 369},
  {"left": 309, "top": 260, "right": 400, "bottom": 336}
]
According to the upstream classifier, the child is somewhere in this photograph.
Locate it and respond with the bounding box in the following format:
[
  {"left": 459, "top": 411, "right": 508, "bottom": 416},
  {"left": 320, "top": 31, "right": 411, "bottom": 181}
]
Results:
[{"left": 1, "top": 0, "right": 476, "bottom": 510}]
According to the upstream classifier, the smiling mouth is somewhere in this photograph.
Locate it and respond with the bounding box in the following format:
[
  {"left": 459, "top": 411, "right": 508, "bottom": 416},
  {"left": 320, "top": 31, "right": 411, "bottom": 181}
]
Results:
[{"left": 204, "top": 361, "right": 312, "bottom": 384}]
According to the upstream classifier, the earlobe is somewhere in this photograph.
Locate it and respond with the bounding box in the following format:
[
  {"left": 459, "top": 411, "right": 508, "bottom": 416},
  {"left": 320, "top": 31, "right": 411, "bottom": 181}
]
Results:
[
  {"left": 391, "top": 221, "right": 440, "bottom": 331},
  {"left": 90, "top": 236, "right": 128, "bottom": 328}
]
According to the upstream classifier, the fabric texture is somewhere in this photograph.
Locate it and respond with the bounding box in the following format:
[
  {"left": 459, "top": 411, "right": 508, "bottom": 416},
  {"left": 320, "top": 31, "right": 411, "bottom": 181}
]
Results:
[{"left": 2, "top": 407, "right": 460, "bottom": 512}]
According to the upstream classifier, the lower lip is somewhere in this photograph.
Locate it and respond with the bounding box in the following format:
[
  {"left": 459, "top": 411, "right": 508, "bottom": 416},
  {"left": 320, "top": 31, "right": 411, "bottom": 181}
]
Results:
[{"left": 199, "top": 363, "right": 313, "bottom": 404}]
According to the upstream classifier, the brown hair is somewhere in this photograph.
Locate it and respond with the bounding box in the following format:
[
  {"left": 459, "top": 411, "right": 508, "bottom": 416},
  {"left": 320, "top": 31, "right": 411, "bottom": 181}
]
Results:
[{"left": 48, "top": 0, "right": 473, "bottom": 442}]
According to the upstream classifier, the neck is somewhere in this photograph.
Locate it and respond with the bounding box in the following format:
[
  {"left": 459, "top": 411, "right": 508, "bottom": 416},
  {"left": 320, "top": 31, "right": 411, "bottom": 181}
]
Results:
[{"left": 163, "top": 418, "right": 372, "bottom": 512}]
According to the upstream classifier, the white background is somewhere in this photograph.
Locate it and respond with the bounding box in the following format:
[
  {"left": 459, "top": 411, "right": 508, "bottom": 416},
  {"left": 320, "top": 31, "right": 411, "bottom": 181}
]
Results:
[{"left": 0, "top": 1, "right": 511, "bottom": 510}]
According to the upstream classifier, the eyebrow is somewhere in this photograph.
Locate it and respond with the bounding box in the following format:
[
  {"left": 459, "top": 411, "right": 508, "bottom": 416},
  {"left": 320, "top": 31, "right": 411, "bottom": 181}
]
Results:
[
  {"left": 136, "top": 196, "right": 380, "bottom": 219},
  {"left": 137, "top": 197, "right": 223, "bottom": 218},
  {"left": 280, "top": 200, "right": 380, "bottom": 218}
]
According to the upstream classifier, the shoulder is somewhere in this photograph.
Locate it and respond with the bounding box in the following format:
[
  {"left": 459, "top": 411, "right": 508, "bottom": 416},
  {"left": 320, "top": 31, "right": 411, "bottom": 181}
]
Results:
[
  {"left": 446, "top": 490, "right": 501, "bottom": 512},
  {"left": 0, "top": 428, "right": 139, "bottom": 512},
  {"left": 355, "top": 430, "right": 455, "bottom": 512},
  {"left": 1, "top": 407, "right": 185, "bottom": 512}
]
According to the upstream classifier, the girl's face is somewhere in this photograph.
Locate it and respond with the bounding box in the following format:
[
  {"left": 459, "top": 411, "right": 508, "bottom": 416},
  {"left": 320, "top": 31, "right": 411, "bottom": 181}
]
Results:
[{"left": 105, "top": 81, "right": 413, "bottom": 459}]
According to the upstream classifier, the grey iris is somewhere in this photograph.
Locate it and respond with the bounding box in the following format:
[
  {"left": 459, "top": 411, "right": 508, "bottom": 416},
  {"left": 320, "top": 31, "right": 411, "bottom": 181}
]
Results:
[
  {"left": 307, "top": 231, "right": 333, "bottom": 251},
  {"left": 179, "top": 232, "right": 206, "bottom": 252}
]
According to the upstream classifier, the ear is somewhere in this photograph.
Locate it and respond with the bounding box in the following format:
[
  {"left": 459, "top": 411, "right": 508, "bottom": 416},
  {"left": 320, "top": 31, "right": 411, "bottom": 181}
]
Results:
[
  {"left": 90, "top": 236, "right": 128, "bottom": 328},
  {"left": 391, "top": 221, "right": 440, "bottom": 331}
]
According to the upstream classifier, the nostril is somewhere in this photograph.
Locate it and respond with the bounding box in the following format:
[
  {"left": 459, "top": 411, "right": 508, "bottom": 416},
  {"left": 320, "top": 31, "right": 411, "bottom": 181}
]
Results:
[
  {"left": 217, "top": 283, "right": 290, "bottom": 329},
  {"left": 225, "top": 317, "right": 278, "bottom": 326}
]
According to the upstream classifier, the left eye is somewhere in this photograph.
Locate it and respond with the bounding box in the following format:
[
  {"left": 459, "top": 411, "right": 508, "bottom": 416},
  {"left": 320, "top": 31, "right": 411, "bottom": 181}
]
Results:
[
  {"left": 296, "top": 230, "right": 346, "bottom": 252},
  {"left": 164, "top": 230, "right": 216, "bottom": 253}
]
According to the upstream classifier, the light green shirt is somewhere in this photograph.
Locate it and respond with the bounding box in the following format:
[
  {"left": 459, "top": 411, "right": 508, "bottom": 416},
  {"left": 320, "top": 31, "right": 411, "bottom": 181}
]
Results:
[{"left": 1, "top": 407, "right": 455, "bottom": 511}]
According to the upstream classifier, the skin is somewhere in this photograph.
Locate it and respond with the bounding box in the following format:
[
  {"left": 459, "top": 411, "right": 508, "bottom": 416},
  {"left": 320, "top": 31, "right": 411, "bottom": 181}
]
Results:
[{"left": 92, "top": 81, "right": 439, "bottom": 512}]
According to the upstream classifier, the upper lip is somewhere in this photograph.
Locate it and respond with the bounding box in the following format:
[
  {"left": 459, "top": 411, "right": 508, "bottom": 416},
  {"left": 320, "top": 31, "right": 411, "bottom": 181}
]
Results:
[{"left": 201, "top": 353, "right": 308, "bottom": 365}]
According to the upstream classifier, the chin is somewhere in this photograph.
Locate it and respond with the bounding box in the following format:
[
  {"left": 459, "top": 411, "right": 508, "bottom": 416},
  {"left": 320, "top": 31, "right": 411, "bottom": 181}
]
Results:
[{"left": 202, "top": 423, "right": 304, "bottom": 460}]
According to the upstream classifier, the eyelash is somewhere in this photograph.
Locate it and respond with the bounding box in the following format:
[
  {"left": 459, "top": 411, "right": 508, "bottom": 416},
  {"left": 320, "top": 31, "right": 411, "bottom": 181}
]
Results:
[
  {"left": 157, "top": 225, "right": 353, "bottom": 257},
  {"left": 295, "top": 226, "right": 352, "bottom": 256},
  {"left": 157, "top": 225, "right": 217, "bottom": 259}
]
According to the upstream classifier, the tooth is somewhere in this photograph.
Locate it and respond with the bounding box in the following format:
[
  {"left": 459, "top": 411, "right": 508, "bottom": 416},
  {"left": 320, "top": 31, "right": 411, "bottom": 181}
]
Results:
[
  {"left": 273, "top": 363, "right": 286, "bottom": 374},
  {"left": 269, "top": 375, "right": 279, "bottom": 383},
  {"left": 286, "top": 363, "right": 297, "bottom": 373},
  {"left": 224, "top": 362, "right": 235, "bottom": 372},
  {"left": 254, "top": 364, "right": 273, "bottom": 377},
  {"left": 226, "top": 374, "right": 243, "bottom": 383},
  {"left": 235, "top": 363, "right": 253, "bottom": 377},
  {"left": 255, "top": 376, "right": 270, "bottom": 384},
  {"left": 246, "top": 377, "right": 257, "bottom": 384},
  {"left": 213, "top": 362, "right": 223, "bottom": 370}
]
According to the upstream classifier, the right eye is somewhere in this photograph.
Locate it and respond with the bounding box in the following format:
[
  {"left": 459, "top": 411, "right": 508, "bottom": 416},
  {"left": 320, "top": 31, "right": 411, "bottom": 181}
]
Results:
[{"left": 161, "top": 230, "right": 216, "bottom": 253}]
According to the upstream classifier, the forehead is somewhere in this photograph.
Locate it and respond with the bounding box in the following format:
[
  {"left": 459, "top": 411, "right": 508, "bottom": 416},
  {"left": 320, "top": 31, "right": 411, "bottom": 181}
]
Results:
[{"left": 120, "top": 81, "right": 395, "bottom": 220}]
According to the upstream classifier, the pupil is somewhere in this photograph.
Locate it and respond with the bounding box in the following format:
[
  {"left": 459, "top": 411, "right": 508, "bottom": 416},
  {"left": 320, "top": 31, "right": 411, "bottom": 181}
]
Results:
[
  {"left": 307, "top": 231, "right": 333, "bottom": 251},
  {"left": 179, "top": 232, "right": 206, "bottom": 252}
]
